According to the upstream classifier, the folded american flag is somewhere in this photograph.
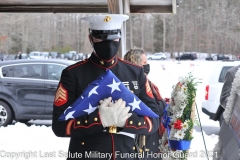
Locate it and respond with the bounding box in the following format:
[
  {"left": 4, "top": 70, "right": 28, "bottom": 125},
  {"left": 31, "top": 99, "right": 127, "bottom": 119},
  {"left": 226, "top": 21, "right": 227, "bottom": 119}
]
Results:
[{"left": 58, "top": 70, "right": 158, "bottom": 121}]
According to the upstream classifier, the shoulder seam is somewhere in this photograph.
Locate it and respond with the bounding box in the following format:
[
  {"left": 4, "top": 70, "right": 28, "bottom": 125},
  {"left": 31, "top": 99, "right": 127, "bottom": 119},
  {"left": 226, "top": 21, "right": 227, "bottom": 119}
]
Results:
[{"left": 68, "top": 59, "right": 88, "bottom": 70}]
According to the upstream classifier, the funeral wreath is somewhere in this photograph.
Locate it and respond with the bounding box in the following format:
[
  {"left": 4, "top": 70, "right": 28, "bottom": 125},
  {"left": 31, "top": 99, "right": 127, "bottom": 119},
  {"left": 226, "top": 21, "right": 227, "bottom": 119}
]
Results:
[{"left": 160, "top": 73, "right": 198, "bottom": 160}]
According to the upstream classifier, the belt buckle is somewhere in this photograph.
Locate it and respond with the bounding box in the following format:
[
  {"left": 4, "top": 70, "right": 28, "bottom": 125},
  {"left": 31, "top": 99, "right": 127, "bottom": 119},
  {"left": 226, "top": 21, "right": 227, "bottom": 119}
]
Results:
[{"left": 108, "top": 125, "right": 117, "bottom": 133}]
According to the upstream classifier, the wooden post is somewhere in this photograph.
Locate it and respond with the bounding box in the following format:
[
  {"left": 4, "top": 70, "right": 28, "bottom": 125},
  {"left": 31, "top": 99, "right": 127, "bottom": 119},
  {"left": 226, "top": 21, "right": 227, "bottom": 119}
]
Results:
[
  {"left": 107, "top": 0, "right": 129, "bottom": 58},
  {"left": 190, "top": 101, "right": 196, "bottom": 120}
]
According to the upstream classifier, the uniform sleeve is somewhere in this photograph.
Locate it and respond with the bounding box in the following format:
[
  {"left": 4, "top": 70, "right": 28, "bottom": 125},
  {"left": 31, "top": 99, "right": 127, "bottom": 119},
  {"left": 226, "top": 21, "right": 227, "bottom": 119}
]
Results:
[
  {"left": 220, "top": 71, "right": 234, "bottom": 109},
  {"left": 121, "top": 69, "right": 160, "bottom": 135},
  {"left": 52, "top": 69, "right": 104, "bottom": 138}
]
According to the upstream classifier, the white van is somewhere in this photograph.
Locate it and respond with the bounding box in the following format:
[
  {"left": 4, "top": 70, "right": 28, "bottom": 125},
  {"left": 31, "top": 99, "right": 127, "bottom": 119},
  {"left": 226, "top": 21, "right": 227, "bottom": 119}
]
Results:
[{"left": 202, "top": 61, "right": 240, "bottom": 125}]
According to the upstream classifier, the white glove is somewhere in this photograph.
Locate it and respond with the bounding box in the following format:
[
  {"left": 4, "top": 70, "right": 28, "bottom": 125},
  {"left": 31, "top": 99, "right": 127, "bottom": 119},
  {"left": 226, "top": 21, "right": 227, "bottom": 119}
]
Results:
[
  {"left": 109, "top": 99, "right": 132, "bottom": 128},
  {"left": 98, "top": 98, "right": 132, "bottom": 127},
  {"left": 98, "top": 97, "right": 116, "bottom": 127}
]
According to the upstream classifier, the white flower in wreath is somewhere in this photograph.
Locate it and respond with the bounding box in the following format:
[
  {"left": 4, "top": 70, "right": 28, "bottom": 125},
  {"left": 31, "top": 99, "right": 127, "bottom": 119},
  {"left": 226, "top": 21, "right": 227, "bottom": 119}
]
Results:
[
  {"left": 170, "top": 117, "right": 177, "bottom": 125},
  {"left": 175, "top": 109, "right": 184, "bottom": 118},
  {"left": 175, "top": 95, "right": 186, "bottom": 105},
  {"left": 174, "top": 130, "right": 185, "bottom": 140},
  {"left": 178, "top": 91, "right": 187, "bottom": 99},
  {"left": 170, "top": 107, "right": 183, "bottom": 117},
  {"left": 169, "top": 104, "right": 177, "bottom": 111},
  {"left": 162, "top": 131, "right": 168, "bottom": 142},
  {"left": 170, "top": 128, "right": 177, "bottom": 139},
  {"left": 172, "top": 106, "right": 182, "bottom": 114},
  {"left": 170, "top": 99, "right": 175, "bottom": 107},
  {"left": 182, "top": 121, "right": 189, "bottom": 131},
  {"left": 175, "top": 100, "right": 186, "bottom": 110}
]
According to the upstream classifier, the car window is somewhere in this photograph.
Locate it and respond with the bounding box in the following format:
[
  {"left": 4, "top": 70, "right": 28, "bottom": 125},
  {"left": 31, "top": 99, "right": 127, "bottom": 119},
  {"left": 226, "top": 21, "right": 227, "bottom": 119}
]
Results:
[
  {"left": 2, "top": 66, "right": 14, "bottom": 77},
  {"left": 14, "top": 64, "right": 43, "bottom": 79},
  {"left": 32, "top": 53, "right": 39, "bottom": 56},
  {"left": 46, "top": 64, "right": 65, "bottom": 81},
  {"left": 218, "top": 66, "right": 234, "bottom": 83}
]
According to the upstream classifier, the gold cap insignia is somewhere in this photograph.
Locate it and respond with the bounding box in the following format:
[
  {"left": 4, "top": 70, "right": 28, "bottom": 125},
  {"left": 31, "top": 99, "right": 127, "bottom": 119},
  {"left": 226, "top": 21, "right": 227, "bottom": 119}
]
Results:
[
  {"left": 104, "top": 16, "right": 111, "bottom": 22},
  {"left": 112, "top": 60, "right": 114, "bottom": 64}
]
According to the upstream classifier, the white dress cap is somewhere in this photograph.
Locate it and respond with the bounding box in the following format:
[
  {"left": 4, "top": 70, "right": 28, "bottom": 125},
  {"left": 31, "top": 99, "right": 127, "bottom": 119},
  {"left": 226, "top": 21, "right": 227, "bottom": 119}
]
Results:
[{"left": 82, "top": 14, "right": 129, "bottom": 30}]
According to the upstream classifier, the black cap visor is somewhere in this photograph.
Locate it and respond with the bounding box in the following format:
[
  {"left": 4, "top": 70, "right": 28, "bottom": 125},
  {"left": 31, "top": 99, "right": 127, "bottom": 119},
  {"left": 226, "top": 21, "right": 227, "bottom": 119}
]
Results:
[{"left": 90, "top": 29, "right": 121, "bottom": 40}]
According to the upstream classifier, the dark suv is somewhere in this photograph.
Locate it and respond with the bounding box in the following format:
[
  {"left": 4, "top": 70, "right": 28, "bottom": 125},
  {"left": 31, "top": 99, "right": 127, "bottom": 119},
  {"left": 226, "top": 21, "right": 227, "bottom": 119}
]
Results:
[
  {"left": 0, "top": 59, "right": 75, "bottom": 126},
  {"left": 206, "top": 54, "right": 230, "bottom": 61},
  {"left": 176, "top": 53, "right": 197, "bottom": 60}
]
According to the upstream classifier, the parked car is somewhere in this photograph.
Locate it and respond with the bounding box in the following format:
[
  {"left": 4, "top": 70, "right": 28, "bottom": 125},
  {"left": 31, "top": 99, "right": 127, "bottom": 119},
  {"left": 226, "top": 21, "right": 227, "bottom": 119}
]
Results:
[
  {"left": 76, "top": 53, "right": 84, "bottom": 61},
  {"left": 205, "top": 56, "right": 213, "bottom": 61},
  {"left": 202, "top": 61, "right": 240, "bottom": 125},
  {"left": 21, "top": 53, "right": 30, "bottom": 59},
  {"left": 206, "top": 54, "right": 229, "bottom": 61},
  {"left": 176, "top": 53, "right": 197, "bottom": 60},
  {"left": 0, "top": 59, "right": 76, "bottom": 126},
  {"left": 4, "top": 55, "right": 15, "bottom": 61},
  {"left": 28, "top": 51, "right": 44, "bottom": 59},
  {"left": 49, "top": 52, "right": 62, "bottom": 59},
  {"left": 147, "top": 53, "right": 167, "bottom": 60},
  {"left": 41, "top": 52, "right": 50, "bottom": 59},
  {"left": 64, "top": 51, "right": 77, "bottom": 60}
]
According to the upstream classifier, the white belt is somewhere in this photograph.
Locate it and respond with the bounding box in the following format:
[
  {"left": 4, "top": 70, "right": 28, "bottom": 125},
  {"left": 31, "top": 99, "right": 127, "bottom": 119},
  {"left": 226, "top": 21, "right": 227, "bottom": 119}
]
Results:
[{"left": 103, "top": 130, "right": 136, "bottom": 139}]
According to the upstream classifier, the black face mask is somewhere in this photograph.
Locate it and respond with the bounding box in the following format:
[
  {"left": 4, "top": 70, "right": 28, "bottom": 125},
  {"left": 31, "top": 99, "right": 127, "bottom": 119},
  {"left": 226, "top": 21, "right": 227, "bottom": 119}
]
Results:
[
  {"left": 143, "top": 64, "right": 150, "bottom": 75},
  {"left": 93, "top": 40, "right": 120, "bottom": 60}
]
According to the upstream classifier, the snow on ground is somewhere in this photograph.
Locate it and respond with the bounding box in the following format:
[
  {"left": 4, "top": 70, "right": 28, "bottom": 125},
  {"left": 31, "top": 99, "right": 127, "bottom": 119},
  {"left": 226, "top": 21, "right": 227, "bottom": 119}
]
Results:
[{"left": 0, "top": 60, "right": 221, "bottom": 160}]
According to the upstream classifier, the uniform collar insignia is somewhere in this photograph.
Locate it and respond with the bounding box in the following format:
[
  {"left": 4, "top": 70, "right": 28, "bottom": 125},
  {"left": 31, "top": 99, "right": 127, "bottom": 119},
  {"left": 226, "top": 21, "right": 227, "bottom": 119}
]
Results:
[{"left": 89, "top": 52, "right": 118, "bottom": 69}]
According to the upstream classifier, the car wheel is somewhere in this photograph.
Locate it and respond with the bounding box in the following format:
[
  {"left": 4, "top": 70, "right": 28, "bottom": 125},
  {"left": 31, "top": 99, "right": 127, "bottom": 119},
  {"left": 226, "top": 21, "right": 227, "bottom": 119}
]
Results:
[
  {"left": 160, "top": 58, "right": 164, "bottom": 60},
  {"left": 0, "top": 101, "right": 13, "bottom": 126},
  {"left": 149, "top": 58, "right": 152, "bottom": 60},
  {"left": 219, "top": 113, "right": 224, "bottom": 126}
]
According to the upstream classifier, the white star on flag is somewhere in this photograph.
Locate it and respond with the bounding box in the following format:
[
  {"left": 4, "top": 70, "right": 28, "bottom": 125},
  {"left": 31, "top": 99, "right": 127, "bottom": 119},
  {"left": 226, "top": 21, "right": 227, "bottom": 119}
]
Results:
[
  {"left": 88, "top": 86, "right": 99, "bottom": 97},
  {"left": 129, "top": 97, "right": 141, "bottom": 111},
  {"left": 65, "top": 111, "right": 75, "bottom": 120},
  {"left": 107, "top": 78, "right": 121, "bottom": 93},
  {"left": 83, "top": 104, "right": 97, "bottom": 115},
  {"left": 64, "top": 106, "right": 72, "bottom": 114}
]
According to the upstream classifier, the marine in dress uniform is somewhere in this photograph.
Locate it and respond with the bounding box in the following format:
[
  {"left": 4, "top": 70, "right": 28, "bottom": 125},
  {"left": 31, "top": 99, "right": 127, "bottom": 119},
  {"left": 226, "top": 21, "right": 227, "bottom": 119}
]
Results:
[{"left": 52, "top": 14, "right": 160, "bottom": 160}]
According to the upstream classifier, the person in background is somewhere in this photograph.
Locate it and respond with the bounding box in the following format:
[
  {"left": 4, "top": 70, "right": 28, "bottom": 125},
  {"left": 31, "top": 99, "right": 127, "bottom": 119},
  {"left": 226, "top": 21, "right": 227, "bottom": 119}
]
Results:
[
  {"left": 15, "top": 51, "right": 22, "bottom": 60},
  {"left": 124, "top": 48, "right": 166, "bottom": 158},
  {"left": 0, "top": 51, "right": 3, "bottom": 61},
  {"left": 52, "top": 14, "right": 160, "bottom": 160}
]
